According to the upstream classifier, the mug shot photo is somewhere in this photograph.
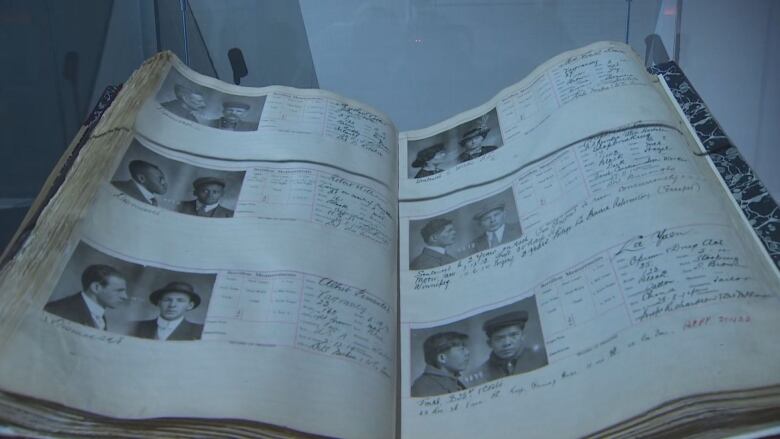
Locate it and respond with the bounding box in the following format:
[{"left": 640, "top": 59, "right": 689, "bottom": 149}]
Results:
[
  {"left": 407, "top": 108, "right": 504, "bottom": 179},
  {"left": 177, "top": 176, "right": 235, "bottom": 218},
  {"left": 110, "top": 139, "right": 245, "bottom": 218},
  {"left": 131, "top": 281, "right": 205, "bottom": 341},
  {"left": 408, "top": 187, "right": 522, "bottom": 270},
  {"left": 155, "top": 68, "right": 265, "bottom": 131},
  {"left": 409, "top": 295, "right": 547, "bottom": 398},
  {"left": 43, "top": 241, "right": 216, "bottom": 341}
]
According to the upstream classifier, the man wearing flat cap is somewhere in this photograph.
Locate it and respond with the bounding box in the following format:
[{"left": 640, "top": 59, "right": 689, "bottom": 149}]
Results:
[
  {"left": 412, "top": 331, "right": 471, "bottom": 397},
  {"left": 162, "top": 83, "right": 207, "bottom": 123},
  {"left": 410, "top": 218, "right": 458, "bottom": 270},
  {"left": 466, "top": 310, "right": 547, "bottom": 385},
  {"left": 208, "top": 101, "right": 256, "bottom": 131},
  {"left": 176, "top": 176, "right": 235, "bottom": 218},
  {"left": 457, "top": 126, "right": 498, "bottom": 163},
  {"left": 132, "top": 281, "right": 204, "bottom": 341},
  {"left": 411, "top": 143, "right": 448, "bottom": 179},
  {"left": 469, "top": 202, "right": 522, "bottom": 254}
]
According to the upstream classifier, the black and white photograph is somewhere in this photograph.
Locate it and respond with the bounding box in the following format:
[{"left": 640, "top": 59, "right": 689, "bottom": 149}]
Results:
[
  {"left": 110, "top": 139, "right": 245, "bottom": 218},
  {"left": 43, "top": 241, "right": 216, "bottom": 341},
  {"left": 407, "top": 108, "right": 503, "bottom": 179},
  {"left": 155, "top": 68, "right": 265, "bottom": 132},
  {"left": 408, "top": 187, "right": 522, "bottom": 270},
  {"left": 409, "top": 295, "right": 547, "bottom": 398}
]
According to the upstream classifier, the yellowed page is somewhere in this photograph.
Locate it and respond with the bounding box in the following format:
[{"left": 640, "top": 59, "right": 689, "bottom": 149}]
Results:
[
  {"left": 399, "top": 43, "right": 780, "bottom": 438},
  {"left": 0, "top": 59, "right": 397, "bottom": 439}
]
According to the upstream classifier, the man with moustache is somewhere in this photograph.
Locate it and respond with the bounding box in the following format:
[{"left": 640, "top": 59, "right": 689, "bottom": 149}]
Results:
[
  {"left": 207, "top": 101, "right": 256, "bottom": 131},
  {"left": 161, "top": 83, "right": 207, "bottom": 123}
]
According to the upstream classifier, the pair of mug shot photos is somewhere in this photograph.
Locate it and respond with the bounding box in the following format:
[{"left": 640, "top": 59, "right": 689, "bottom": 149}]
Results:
[{"left": 43, "top": 244, "right": 214, "bottom": 342}]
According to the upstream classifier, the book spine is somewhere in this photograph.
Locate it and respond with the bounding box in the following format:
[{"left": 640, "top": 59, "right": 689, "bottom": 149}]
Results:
[{"left": 0, "top": 85, "right": 123, "bottom": 268}]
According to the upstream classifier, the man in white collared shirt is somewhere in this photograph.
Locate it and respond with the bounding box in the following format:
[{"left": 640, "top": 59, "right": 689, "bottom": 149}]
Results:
[
  {"left": 469, "top": 203, "right": 523, "bottom": 254},
  {"left": 111, "top": 160, "right": 169, "bottom": 206},
  {"left": 44, "top": 265, "right": 129, "bottom": 330},
  {"left": 176, "top": 177, "right": 234, "bottom": 218},
  {"left": 132, "top": 281, "right": 204, "bottom": 341}
]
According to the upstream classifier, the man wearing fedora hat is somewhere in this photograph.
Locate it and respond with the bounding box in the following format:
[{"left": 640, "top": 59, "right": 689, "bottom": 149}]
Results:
[
  {"left": 132, "top": 281, "right": 204, "bottom": 341},
  {"left": 207, "top": 101, "right": 256, "bottom": 131},
  {"left": 411, "top": 143, "right": 448, "bottom": 179},
  {"left": 469, "top": 202, "right": 522, "bottom": 254},
  {"left": 457, "top": 127, "right": 498, "bottom": 163},
  {"left": 176, "top": 176, "right": 235, "bottom": 218},
  {"left": 465, "top": 310, "right": 547, "bottom": 385}
]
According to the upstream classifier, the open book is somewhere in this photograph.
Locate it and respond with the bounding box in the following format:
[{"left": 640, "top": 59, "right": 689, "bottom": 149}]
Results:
[{"left": 0, "top": 41, "right": 778, "bottom": 438}]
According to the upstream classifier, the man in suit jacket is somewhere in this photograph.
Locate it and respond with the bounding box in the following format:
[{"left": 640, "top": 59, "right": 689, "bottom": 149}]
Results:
[
  {"left": 44, "top": 265, "right": 129, "bottom": 330},
  {"left": 206, "top": 101, "right": 256, "bottom": 132},
  {"left": 111, "top": 160, "right": 168, "bottom": 206},
  {"left": 176, "top": 176, "right": 235, "bottom": 218},
  {"left": 132, "top": 281, "right": 204, "bottom": 341},
  {"left": 410, "top": 218, "right": 458, "bottom": 270},
  {"left": 469, "top": 202, "right": 523, "bottom": 254},
  {"left": 160, "top": 83, "right": 207, "bottom": 123}
]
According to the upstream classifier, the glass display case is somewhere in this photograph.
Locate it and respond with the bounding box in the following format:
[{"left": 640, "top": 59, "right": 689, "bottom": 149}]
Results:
[
  {"left": 0, "top": 0, "right": 777, "bottom": 248},
  {"left": 1, "top": 3, "right": 779, "bottom": 438}
]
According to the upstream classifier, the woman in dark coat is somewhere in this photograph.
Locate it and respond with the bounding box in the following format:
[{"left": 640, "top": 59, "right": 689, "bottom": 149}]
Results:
[{"left": 412, "top": 143, "right": 448, "bottom": 178}]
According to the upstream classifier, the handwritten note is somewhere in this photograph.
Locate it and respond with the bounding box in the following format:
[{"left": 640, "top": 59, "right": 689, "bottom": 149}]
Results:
[
  {"left": 204, "top": 271, "right": 394, "bottom": 378},
  {"left": 260, "top": 92, "right": 394, "bottom": 158},
  {"left": 42, "top": 313, "right": 125, "bottom": 345},
  {"left": 498, "top": 47, "right": 648, "bottom": 141},
  {"left": 409, "top": 323, "right": 679, "bottom": 415},
  {"left": 236, "top": 166, "right": 394, "bottom": 246},
  {"left": 612, "top": 227, "right": 771, "bottom": 322},
  {"left": 410, "top": 127, "right": 704, "bottom": 287}
]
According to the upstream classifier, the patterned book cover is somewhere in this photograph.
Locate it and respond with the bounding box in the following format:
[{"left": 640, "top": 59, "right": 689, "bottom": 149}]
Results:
[{"left": 650, "top": 62, "right": 780, "bottom": 268}]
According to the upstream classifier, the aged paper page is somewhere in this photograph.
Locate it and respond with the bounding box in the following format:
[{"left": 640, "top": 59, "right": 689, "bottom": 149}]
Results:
[
  {"left": 0, "top": 60, "right": 397, "bottom": 439},
  {"left": 398, "top": 43, "right": 780, "bottom": 438}
]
